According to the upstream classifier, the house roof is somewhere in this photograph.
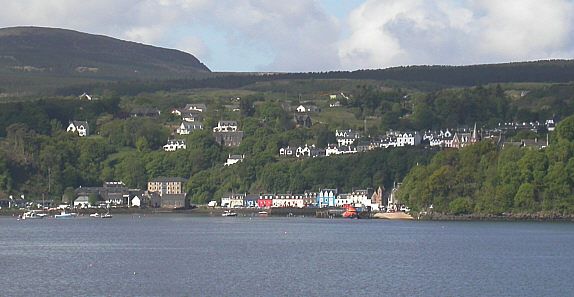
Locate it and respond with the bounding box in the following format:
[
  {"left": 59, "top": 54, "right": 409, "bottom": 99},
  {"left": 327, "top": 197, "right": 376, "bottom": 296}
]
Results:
[
  {"left": 70, "top": 120, "right": 89, "bottom": 127},
  {"left": 167, "top": 139, "right": 186, "bottom": 144},
  {"left": 184, "top": 103, "right": 207, "bottom": 111},
  {"left": 149, "top": 177, "right": 187, "bottom": 183},
  {"left": 218, "top": 120, "right": 238, "bottom": 126},
  {"left": 182, "top": 122, "right": 203, "bottom": 129},
  {"left": 74, "top": 196, "right": 90, "bottom": 203}
]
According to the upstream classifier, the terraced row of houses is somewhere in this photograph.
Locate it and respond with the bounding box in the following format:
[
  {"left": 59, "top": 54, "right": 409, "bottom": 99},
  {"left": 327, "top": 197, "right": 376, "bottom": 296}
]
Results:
[
  {"left": 279, "top": 118, "right": 558, "bottom": 159},
  {"left": 220, "top": 187, "right": 391, "bottom": 211}
]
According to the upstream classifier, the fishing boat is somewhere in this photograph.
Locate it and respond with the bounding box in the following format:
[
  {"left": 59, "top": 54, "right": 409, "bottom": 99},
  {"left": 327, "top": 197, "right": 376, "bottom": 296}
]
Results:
[
  {"left": 258, "top": 211, "right": 269, "bottom": 216},
  {"left": 222, "top": 210, "right": 237, "bottom": 217},
  {"left": 21, "top": 211, "right": 46, "bottom": 220},
  {"left": 54, "top": 211, "right": 76, "bottom": 219},
  {"left": 342, "top": 205, "right": 358, "bottom": 219},
  {"left": 89, "top": 213, "right": 100, "bottom": 218},
  {"left": 101, "top": 212, "right": 112, "bottom": 219}
]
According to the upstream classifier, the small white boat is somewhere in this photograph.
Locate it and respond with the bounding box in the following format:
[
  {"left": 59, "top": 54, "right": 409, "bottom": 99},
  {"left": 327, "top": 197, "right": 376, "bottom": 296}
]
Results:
[
  {"left": 54, "top": 211, "right": 76, "bottom": 219},
  {"left": 89, "top": 213, "right": 100, "bottom": 218},
  {"left": 101, "top": 213, "right": 112, "bottom": 219},
  {"left": 222, "top": 210, "right": 237, "bottom": 217},
  {"left": 21, "top": 211, "right": 46, "bottom": 220},
  {"left": 258, "top": 211, "right": 269, "bottom": 216}
]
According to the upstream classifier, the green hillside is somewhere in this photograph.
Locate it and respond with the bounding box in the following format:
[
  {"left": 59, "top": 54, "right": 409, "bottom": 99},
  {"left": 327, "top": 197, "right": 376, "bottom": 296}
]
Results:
[{"left": 0, "top": 26, "right": 211, "bottom": 93}]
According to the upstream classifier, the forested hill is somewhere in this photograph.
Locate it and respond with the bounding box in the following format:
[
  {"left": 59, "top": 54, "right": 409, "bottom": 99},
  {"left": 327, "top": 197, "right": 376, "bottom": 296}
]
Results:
[
  {"left": 58, "top": 59, "right": 574, "bottom": 97},
  {"left": 337, "top": 60, "right": 574, "bottom": 86},
  {"left": 0, "top": 26, "right": 210, "bottom": 81}
]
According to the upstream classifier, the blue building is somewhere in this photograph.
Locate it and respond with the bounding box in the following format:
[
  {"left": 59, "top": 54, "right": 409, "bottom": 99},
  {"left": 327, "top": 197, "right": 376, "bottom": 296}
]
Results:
[
  {"left": 316, "top": 189, "right": 338, "bottom": 208},
  {"left": 244, "top": 194, "right": 259, "bottom": 208}
]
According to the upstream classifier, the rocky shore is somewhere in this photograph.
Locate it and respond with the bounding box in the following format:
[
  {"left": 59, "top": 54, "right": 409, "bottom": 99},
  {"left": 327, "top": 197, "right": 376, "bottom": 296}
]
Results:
[{"left": 418, "top": 212, "right": 574, "bottom": 222}]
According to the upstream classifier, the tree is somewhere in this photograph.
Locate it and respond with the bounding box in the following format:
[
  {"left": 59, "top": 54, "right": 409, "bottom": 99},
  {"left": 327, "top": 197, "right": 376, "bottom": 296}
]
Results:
[
  {"left": 62, "top": 187, "right": 76, "bottom": 204},
  {"left": 88, "top": 193, "right": 99, "bottom": 207},
  {"left": 116, "top": 154, "right": 147, "bottom": 188},
  {"left": 514, "top": 183, "right": 537, "bottom": 212},
  {"left": 449, "top": 197, "right": 473, "bottom": 215},
  {"left": 556, "top": 114, "right": 574, "bottom": 142},
  {"left": 315, "top": 125, "right": 336, "bottom": 147},
  {"left": 240, "top": 96, "right": 256, "bottom": 117}
]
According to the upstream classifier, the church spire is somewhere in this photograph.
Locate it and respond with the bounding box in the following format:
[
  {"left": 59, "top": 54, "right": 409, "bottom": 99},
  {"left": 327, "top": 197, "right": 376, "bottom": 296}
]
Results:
[{"left": 472, "top": 122, "right": 478, "bottom": 143}]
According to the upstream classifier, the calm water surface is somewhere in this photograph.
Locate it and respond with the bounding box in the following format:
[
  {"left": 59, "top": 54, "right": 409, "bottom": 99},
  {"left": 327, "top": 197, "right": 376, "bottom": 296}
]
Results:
[{"left": 1, "top": 214, "right": 573, "bottom": 296}]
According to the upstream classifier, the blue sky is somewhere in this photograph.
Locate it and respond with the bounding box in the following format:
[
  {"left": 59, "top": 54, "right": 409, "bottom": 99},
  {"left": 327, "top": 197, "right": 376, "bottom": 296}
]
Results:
[{"left": 1, "top": 0, "right": 574, "bottom": 72}]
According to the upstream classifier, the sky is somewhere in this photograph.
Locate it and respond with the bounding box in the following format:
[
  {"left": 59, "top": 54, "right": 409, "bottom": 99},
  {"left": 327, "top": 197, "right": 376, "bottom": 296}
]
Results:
[{"left": 1, "top": 0, "right": 574, "bottom": 72}]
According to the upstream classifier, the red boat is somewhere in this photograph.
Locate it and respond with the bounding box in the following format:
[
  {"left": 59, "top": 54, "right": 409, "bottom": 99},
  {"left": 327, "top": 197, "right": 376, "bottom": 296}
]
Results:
[{"left": 342, "top": 205, "right": 358, "bottom": 218}]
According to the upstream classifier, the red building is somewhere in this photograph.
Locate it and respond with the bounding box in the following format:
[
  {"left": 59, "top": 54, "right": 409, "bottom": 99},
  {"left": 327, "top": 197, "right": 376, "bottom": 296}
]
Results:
[{"left": 257, "top": 194, "right": 274, "bottom": 208}]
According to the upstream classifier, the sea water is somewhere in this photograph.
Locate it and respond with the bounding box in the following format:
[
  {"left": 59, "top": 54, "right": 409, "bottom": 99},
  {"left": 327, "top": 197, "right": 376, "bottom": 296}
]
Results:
[{"left": 1, "top": 215, "right": 573, "bottom": 296}]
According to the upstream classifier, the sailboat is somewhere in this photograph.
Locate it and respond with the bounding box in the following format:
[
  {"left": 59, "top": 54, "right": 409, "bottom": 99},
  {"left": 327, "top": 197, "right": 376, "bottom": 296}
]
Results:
[{"left": 101, "top": 210, "right": 112, "bottom": 218}]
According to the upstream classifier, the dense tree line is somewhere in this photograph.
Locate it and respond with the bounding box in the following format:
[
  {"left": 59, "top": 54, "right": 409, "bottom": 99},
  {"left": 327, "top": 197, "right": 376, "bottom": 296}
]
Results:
[
  {"left": 397, "top": 115, "right": 574, "bottom": 215},
  {"left": 53, "top": 60, "right": 574, "bottom": 97}
]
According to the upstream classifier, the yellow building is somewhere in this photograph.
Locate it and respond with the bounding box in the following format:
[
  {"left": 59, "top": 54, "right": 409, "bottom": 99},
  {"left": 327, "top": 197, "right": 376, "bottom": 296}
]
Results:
[{"left": 147, "top": 177, "right": 186, "bottom": 196}]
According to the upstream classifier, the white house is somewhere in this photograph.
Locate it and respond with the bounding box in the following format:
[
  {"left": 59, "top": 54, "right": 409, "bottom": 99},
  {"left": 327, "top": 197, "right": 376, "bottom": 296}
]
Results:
[
  {"left": 171, "top": 103, "right": 207, "bottom": 116},
  {"left": 279, "top": 146, "right": 294, "bottom": 156},
  {"left": 296, "top": 105, "right": 307, "bottom": 113},
  {"left": 272, "top": 193, "right": 306, "bottom": 208},
  {"left": 224, "top": 154, "right": 245, "bottom": 166},
  {"left": 79, "top": 93, "right": 94, "bottom": 100},
  {"left": 336, "top": 129, "right": 360, "bottom": 146},
  {"left": 295, "top": 144, "right": 313, "bottom": 158},
  {"left": 67, "top": 121, "right": 89, "bottom": 137},
  {"left": 221, "top": 193, "right": 245, "bottom": 208},
  {"left": 184, "top": 103, "right": 207, "bottom": 113},
  {"left": 73, "top": 196, "right": 91, "bottom": 208},
  {"left": 163, "top": 139, "right": 186, "bottom": 151},
  {"left": 349, "top": 189, "right": 377, "bottom": 210},
  {"left": 338, "top": 146, "right": 357, "bottom": 154},
  {"left": 177, "top": 122, "right": 204, "bottom": 135},
  {"left": 396, "top": 132, "right": 421, "bottom": 147},
  {"left": 182, "top": 112, "right": 202, "bottom": 122},
  {"left": 131, "top": 196, "right": 141, "bottom": 207},
  {"left": 546, "top": 119, "right": 556, "bottom": 132},
  {"left": 213, "top": 120, "right": 238, "bottom": 132},
  {"left": 325, "top": 144, "right": 340, "bottom": 156},
  {"left": 329, "top": 101, "right": 342, "bottom": 108}
]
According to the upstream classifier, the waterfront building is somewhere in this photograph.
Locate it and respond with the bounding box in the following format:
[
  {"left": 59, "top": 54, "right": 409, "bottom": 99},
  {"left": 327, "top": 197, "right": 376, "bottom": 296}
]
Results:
[
  {"left": 147, "top": 177, "right": 187, "bottom": 208},
  {"left": 258, "top": 194, "right": 274, "bottom": 208},
  {"left": 221, "top": 193, "right": 245, "bottom": 208},
  {"left": 317, "top": 189, "right": 338, "bottom": 208}
]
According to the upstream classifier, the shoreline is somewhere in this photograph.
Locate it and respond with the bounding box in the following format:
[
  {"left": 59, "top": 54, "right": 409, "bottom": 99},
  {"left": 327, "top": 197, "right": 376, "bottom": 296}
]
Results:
[
  {"left": 417, "top": 212, "right": 574, "bottom": 222},
  {"left": 3, "top": 207, "right": 574, "bottom": 222}
]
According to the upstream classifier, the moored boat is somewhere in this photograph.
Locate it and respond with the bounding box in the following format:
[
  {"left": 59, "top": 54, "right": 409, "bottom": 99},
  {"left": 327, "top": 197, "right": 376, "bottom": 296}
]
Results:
[
  {"left": 222, "top": 210, "right": 237, "bottom": 217},
  {"left": 21, "top": 211, "right": 46, "bottom": 220},
  {"left": 342, "top": 205, "right": 358, "bottom": 219},
  {"left": 258, "top": 211, "right": 268, "bottom": 216},
  {"left": 54, "top": 211, "right": 77, "bottom": 219}
]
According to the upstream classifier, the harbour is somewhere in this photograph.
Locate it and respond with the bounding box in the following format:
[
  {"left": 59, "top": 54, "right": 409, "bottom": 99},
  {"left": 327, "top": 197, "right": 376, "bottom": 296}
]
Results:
[{"left": 2, "top": 215, "right": 574, "bottom": 296}]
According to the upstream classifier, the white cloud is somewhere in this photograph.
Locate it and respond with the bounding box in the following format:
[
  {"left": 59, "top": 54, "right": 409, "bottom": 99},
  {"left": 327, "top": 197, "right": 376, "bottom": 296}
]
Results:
[
  {"left": 202, "top": 0, "right": 341, "bottom": 71},
  {"left": 1, "top": 0, "right": 574, "bottom": 71},
  {"left": 340, "top": 0, "right": 574, "bottom": 70},
  {"left": 475, "top": 0, "right": 574, "bottom": 59}
]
